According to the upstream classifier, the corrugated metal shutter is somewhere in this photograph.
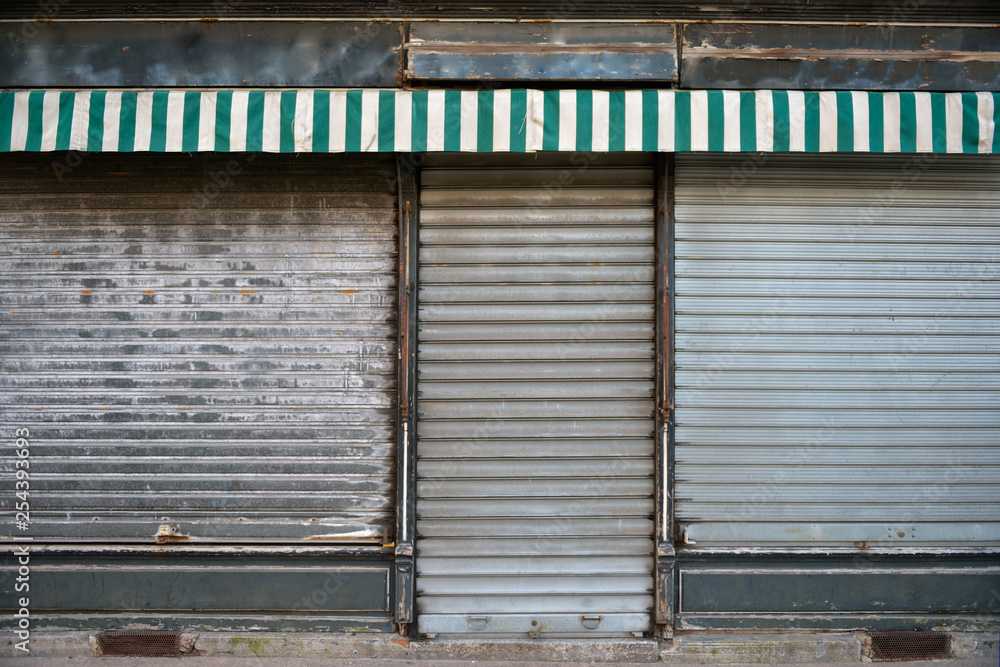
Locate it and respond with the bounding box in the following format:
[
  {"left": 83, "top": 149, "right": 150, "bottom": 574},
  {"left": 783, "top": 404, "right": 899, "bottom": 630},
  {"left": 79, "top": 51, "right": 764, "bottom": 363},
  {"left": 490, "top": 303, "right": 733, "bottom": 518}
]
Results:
[
  {"left": 415, "top": 155, "right": 656, "bottom": 637},
  {"left": 673, "top": 154, "right": 1000, "bottom": 547},
  {"left": 0, "top": 154, "right": 397, "bottom": 543}
]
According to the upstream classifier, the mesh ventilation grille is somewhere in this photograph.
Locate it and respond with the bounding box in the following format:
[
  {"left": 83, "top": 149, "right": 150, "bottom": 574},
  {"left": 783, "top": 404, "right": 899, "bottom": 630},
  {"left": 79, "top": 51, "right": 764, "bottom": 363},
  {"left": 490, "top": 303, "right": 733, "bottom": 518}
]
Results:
[
  {"left": 95, "top": 630, "right": 181, "bottom": 658},
  {"left": 869, "top": 630, "right": 951, "bottom": 662}
]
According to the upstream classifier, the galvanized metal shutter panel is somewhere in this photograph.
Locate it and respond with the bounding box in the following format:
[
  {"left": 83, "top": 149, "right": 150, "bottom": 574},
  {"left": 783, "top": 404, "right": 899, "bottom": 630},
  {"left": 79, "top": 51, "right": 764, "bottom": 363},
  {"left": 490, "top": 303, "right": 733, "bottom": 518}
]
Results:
[
  {"left": 673, "top": 154, "right": 1000, "bottom": 547},
  {"left": 0, "top": 154, "right": 397, "bottom": 543},
  {"left": 416, "top": 155, "right": 656, "bottom": 637}
]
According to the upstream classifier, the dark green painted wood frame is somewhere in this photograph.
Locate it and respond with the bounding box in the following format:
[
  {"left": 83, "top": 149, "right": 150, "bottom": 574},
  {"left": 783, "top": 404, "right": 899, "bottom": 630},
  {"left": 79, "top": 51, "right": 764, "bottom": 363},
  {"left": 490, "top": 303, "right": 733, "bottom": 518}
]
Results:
[
  {"left": 654, "top": 154, "right": 676, "bottom": 638},
  {"left": 394, "top": 153, "right": 420, "bottom": 634}
]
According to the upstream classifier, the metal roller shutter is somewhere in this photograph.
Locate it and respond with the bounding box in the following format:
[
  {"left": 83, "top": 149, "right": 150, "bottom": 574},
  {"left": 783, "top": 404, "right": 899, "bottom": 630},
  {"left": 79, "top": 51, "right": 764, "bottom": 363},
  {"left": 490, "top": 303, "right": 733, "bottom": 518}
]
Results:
[
  {"left": 415, "top": 155, "right": 656, "bottom": 637},
  {"left": 0, "top": 154, "right": 397, "bottom": 543},
  {"left": 674, "top": 154, "right": 1000, "bottom": 547}
]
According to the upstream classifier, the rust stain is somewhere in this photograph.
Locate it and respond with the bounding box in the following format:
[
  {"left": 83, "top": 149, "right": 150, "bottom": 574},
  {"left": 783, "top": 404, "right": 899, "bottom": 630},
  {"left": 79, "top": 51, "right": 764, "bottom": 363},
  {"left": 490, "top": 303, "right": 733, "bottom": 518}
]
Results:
[
  {"left": 11, "top": 311, "right": 17, "bottom": 315},
  {"left": 393, "top": 639, "right": 410, "bottom": 649},
  {"left": 50, "top": 252, "right": 60, "bottom": 256},
  {"left": 341, "top": 289, "right": 356, "bottom": 294},
  {"left": 855, "top": 541, "right": 869, "bottom": 551},
  {"left": 145, "top": 290, "right": 154, "bottom": 295},
  {"left": 82, "top": 290, "right": 91, "bottom": 295},
  {"left": 590, "top": 262, "right": 604, "bottom": 266},
  {"left": 155, "top": 534, "right": 191, "bottom": 544},
  {"left": 238, "top": 289, "right": 255, "bottom": 295}
]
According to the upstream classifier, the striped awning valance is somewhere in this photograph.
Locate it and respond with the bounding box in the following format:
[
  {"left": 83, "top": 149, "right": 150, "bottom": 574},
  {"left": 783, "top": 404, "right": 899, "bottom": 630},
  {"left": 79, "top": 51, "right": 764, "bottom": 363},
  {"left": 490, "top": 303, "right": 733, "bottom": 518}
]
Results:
[{"left": 2, "top": 89, "right": 998, "bottom": 154}]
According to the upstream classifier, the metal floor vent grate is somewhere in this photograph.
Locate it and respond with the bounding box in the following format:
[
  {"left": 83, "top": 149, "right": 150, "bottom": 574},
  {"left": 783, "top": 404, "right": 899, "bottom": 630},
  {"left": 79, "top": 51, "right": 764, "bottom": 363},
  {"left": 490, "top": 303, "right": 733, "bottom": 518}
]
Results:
[
  {"left": 95, "top": 630, "right": 181, "bottom": 657},
  {"left": 869, "top": 630, "right": 952, "bottom": 662}
]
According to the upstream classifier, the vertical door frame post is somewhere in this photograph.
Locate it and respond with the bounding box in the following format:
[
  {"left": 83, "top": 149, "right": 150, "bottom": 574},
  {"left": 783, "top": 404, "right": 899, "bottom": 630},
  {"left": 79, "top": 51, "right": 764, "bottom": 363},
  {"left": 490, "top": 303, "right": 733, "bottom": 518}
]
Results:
[
  {"left": 394, "top": 153, "right": 421, "bottom": 634},
  {"left": 654, "top": 154, "right": 677, "bottom": 638}
]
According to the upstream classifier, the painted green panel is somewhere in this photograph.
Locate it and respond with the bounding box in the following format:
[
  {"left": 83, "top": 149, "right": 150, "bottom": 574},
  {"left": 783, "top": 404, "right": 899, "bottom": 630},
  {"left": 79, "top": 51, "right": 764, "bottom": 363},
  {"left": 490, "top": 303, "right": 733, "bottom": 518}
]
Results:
[
  {"left": 680, "top": 570, "right": 1000, "bottom": 614},
  {"left": 0, "top": 562, "right": 390, "bottom": 613},
  {"left": 677, "top": 614, "right": 999, "bottom": 631},
  {"left": 0, "top": 614, "right": 394, "bottom": 633}
]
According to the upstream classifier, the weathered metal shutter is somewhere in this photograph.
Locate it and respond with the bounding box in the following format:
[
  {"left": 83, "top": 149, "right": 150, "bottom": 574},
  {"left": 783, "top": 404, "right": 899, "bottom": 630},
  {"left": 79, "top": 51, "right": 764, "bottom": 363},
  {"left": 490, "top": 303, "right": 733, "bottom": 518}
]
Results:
[
  {"left": 415, "top": 155, "right": 656, "bottom": 637},
  {"left": 0, "top": 154, "right": 397, "bottom": 543},
  {"left": 673, "top": 154, "right": 1000, "bottom": 547}
]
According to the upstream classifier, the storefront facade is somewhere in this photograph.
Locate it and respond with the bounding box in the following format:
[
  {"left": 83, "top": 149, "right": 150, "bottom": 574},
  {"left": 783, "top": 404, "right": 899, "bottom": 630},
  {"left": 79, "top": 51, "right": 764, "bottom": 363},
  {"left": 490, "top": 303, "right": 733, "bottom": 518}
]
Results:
[{"left": 1, "top": 2, "right": 998, "bottom": 651}]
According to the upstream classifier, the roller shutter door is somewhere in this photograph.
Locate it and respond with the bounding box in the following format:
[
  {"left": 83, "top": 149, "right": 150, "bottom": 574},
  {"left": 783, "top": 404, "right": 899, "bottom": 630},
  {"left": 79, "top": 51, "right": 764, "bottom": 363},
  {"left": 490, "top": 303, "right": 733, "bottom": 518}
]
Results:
[
  {"left": 415, "top": 155, "right": 656, "bottom": 637},
  {"left": 674, "top": 154, "right": 1000, "bottom": 547},
  {"left": 0, "top": 154, "right": 397, "bottom": 543}
]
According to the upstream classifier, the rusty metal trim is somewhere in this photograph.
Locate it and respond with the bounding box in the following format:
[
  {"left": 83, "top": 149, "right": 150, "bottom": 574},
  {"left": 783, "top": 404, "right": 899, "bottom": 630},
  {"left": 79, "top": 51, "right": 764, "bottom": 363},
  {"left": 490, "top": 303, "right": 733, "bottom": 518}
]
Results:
[{"left": 94, "top": 630, "right": 181, "bottom": 658}]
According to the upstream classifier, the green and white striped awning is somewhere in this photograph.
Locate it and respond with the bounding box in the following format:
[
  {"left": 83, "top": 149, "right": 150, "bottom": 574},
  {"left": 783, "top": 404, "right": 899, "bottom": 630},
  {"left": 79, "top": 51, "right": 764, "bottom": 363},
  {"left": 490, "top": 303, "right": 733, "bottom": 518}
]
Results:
[{"left": 2, "top": 89, "right": 998, "bottom": 154}]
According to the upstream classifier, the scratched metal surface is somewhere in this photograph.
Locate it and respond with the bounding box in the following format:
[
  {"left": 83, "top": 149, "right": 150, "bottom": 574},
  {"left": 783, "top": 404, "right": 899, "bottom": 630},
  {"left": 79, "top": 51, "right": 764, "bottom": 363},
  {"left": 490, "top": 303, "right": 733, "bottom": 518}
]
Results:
[
  {"left": 672, "top": 153, "right": 1000, "bottom": 547},
  {"left": 0, "top": 153, "right": 398, "bottom": 544},
  {"left": 414, "top": 154, "right": 657, "bottom": 637}
]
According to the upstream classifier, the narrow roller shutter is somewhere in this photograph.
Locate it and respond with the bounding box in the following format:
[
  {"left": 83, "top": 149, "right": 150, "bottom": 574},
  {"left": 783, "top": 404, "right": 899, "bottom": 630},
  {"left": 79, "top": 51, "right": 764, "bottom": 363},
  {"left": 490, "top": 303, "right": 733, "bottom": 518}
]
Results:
[
  {"left": 674, "top": 154, "right": 1000, "bottom": 547},
  {"left": 0, "top": 154, "right": 397, "bottom": 543},
  {"left": 415, "top": 155, "right": 656, "bottom": 637}
]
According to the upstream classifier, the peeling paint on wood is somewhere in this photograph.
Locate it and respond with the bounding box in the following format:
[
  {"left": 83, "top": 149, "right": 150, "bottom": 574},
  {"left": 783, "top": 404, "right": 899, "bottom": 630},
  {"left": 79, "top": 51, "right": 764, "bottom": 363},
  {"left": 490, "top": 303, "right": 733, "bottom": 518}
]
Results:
[
  {"left": 407, "top": 23, "right": 678, "bottom": 82},
  {"left": 681, "top": 24, "right": 1000, "bottom": 91}
]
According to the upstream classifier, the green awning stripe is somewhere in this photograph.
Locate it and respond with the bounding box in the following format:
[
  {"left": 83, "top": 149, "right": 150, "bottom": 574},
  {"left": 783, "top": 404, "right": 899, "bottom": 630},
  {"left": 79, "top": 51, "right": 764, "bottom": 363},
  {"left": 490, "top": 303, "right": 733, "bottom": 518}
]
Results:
[
  {"left": 24, "top": 90, "right": 44, "bottom": 151},
  {"left": 868, "top": 92, "right": 884, "bottom": 153},
  {"left": 443, "top": 90, "right": 460, "bottom": 152},
  {"left": 2, "top": 89, "right": 997, "bottom": 154},
  {"left": 993, "top": 94, "right": 1000, "bottom": 154},
  {"left": 86, "top": 90, "right": 105, "bottom": 152},
  {"left": 182, "top": 91, "right": 201, "bottom": 153}
]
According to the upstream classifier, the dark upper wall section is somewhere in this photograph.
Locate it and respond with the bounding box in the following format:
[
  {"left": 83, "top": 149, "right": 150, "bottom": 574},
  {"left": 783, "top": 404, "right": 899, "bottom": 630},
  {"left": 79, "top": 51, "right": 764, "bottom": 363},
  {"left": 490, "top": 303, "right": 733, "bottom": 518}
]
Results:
[
  {"left": 407, "top": 23, "right": 678, "bottom": 83},
  {"left": 0, "top": 0, "right": 999, "bottom": 22},
  {"left": 681, "top": 24, "right": 1000, "bottom": 92},
  {"left": 1, "top": 20, "right": 997, "bottom": 90},
  {"left": 1, "top": 21, "right": 402, "bottom": 88}
]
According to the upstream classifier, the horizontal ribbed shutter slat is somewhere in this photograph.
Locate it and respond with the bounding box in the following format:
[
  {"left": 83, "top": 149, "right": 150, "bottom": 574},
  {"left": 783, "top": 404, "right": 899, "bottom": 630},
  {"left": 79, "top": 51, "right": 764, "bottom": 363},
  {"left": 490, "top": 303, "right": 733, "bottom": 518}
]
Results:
[
  {"left": 0, "top": 153, "right": 397, "bottom": 543},
  {"left": 415, "top": 155, "right": 656, "bottom": 637},
  {"left": 673, "top": 154, "right": 1000, "bottom": 547}
]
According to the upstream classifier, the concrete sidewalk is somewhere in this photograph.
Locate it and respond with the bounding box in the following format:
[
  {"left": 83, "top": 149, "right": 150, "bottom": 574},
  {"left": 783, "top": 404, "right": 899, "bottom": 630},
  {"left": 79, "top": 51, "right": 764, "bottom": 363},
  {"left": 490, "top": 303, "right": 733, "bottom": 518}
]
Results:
[{"left": 4, "top": 632, "right": 998, "bottom": 665}]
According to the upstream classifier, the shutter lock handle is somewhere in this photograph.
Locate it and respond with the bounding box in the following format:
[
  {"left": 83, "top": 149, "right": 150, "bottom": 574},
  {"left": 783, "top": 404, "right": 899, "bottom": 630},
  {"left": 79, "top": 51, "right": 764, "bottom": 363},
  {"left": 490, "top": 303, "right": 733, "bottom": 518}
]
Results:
[
  {"left": 466, "top": 616, "right": 489, "bottom": 631},
  {"left": 581, "top": 615, "right": 602, "bottom": 630}
]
